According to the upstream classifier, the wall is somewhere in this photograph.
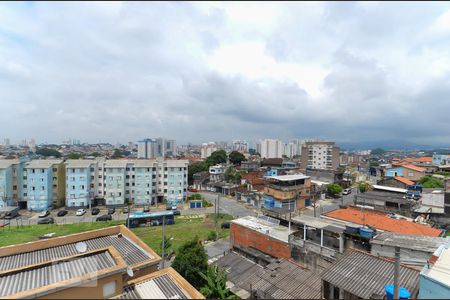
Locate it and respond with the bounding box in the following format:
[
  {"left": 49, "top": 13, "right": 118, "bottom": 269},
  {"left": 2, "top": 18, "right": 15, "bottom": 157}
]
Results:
[
  {"left": 66, "top": 167, "right": 90, "bottom": 207},
  {"left": 27, "top": 167, "right": 53, "bottom": 211},
  {"left": 385, "top": 166, "right": 404, "bottom": 177},
  {"left": 0, "top": 167, "right": 13, "bottom": 207},
  {"left": 419, "top": 274, "right": 450, "bottom": 299},
  {"left": 54, "top": 163, "right": 66, "bottom": 207},
  {"left": 134, "top": 167, "right": 155, "bottom": 205},
  {"left": 403, "top": 168, "right": 425, "bottom": 181},
  {"left": 230, "top": 223, "right": 291, "bottom": 259},
  {"left": 104, "top": 167, "right": 126, "bottom": 205}
]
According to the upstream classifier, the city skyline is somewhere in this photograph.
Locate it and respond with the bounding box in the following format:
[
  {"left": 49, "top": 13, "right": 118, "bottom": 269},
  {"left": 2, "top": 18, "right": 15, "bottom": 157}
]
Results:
[{"left": 1, "top": 2, "right": 450, "bottom": 147}]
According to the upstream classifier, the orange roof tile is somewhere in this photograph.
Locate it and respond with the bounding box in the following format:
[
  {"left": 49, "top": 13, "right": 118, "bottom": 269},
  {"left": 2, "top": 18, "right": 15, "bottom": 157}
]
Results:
[
  {"left": 324, "top": 207, "right": 443, "bottom": 237},
  {"left": 403, "top": 157, "right": 432, "bottom": 163},
  {"left": 402, "top": 164, "right": 426, "bottom": 172},
  {"left": 394, "top": 176, "right": 415, "bottom": 186}
]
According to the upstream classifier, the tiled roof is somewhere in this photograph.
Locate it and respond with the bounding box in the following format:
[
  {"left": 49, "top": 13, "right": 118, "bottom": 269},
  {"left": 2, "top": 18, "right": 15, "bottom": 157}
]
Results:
[
  {"left": 402, "top": 164, "right": 426, "bottom": 172},
  {"left": 394, "top": 176, "right": 415, "bottom": 186},
  {"left": 321, "top": 250, "right": 419, "bottom": 299},
  {"left": 324, "top": 207, "right": 443, "bottom": 237},
  {"left": 403, "top": 157, "right": 432, "bottom": 163}
]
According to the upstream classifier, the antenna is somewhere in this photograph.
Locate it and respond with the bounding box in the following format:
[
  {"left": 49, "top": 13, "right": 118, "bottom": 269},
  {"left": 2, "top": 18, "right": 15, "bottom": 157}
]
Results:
[
  {"left": 75, "top": 242, "right": 87, "bottom": 253},
  {"left": 126, "top": 267, "right": 134, "bottom": 277}
]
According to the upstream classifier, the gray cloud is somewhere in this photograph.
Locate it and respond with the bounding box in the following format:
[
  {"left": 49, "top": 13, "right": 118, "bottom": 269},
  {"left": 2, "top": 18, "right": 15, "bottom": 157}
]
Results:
[{"left": 0, "top": 2, "right": 450, "bottom": 147}]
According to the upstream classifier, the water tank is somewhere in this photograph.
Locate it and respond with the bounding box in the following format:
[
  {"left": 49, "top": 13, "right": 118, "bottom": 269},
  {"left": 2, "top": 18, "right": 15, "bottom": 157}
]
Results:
[
  {"left": 345, "top": 224, "right": 361, "bottom": 235},
  {"left": 385, "top": 284, "right": 411, "bottom": 299},
  {"left": 359, "top": 227, "right": 375, "bottom": 239}
]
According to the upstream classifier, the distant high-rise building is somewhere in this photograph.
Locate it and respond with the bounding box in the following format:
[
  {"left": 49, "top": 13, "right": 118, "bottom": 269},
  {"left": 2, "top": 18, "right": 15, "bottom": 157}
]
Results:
[
  {"left": 232, "top": 140, "right": 248, "bottom": 152},
  {"left": 201, "top": 142, "right": 218, "bottom": 159},
  {"left": 138, "top": 138, "right": 176, "bottom": 158},
  {"left": 29, "top": 139, "right": 36, "bottom": 152},
  {"left": 300, "top": 140, "right": 340, "bottom": 170},
  {"left": 285, "top": 139, "right": 305, "bottom": 158},
  {"left": 3, "top": 138, "right": 10, "bottom": 147},
  {"left": 260, "top": 139, "right": 283, "bottom": 158},
  {"left": 137, "top": 138, "right": 156, "bottom": 159}
]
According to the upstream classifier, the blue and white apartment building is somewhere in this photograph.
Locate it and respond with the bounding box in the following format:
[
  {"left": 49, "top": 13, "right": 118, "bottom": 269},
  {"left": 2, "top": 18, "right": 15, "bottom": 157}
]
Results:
[
  {"left": 0, "top": 158, "right": 28, "bottom": 208},
  {"left": 65, "top": 159, "right": 99, "bottom": 208}
]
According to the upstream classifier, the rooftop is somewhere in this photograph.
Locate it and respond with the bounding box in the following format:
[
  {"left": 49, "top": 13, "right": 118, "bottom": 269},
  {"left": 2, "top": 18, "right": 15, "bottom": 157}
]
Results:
[
  {"left": 0, "top": 225, "right": 160, "bottom": 272},
  {"left": 321, "top": 249, "right": 420, "bottom": 299},
  {"left": 372, "top": 185, "right": 407, "bottom": 193},
  {"left": 25, "top": 159, "right": 64, "bottom": 169},
  {"left": 394, "top": 176, "right": 415, "bottom": 186},
  {"left": 292, "top": 215, "right": 345, "bottom": 232},
  {"left": 267, "top": 174, "right": 309, "bottom": 182},
  {"left": 65, "top": 159, "right": 96, "bottom": 168},
  {"left": 114, "top": 268, "right": 204, "bottom": 299},
  {"left": 421, "top": 192, "right": 444, "bottom": 208},
  {"left": 104, "top": 160, "right": 131, "bottom": 168},
  {"left": 402, "top": 164, "right": 427, "bottom": 172},
  {"left": 231, "top": 216, "right": 294, "bottom": 243},
  {"left": 133, "top": 159, "right": 157, "bottom": 168},
  {"left": 421, "top": 244, "right": 450, "bottom": 287},
  {"left": 323, "top": 207, "right": 443, "bottom": 237},
  {"left": 0, "top": 159, "right": 19, "bottom": 169},
  {"left": 371, "top": 232, "right": 448, "bottom": 252}
]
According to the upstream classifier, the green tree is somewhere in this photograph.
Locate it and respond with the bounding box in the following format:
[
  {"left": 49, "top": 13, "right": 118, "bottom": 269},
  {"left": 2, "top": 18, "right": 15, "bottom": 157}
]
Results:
[
  {"left": 36, "top": 147, "right": 62, "bottom": 158},
  {"left": 89, "top": 152, "right": 103, "bottom": 157},
  {"left": 371, "top": 148, "right": 386, "bottom": 156},
  {"left": 228, "top": 151, "right": 247, "bottom": 165},
  {"left": 205, "top": 150, "right": 227, "bottom": 167},
  {"left": 111, "top": 149, "right": 123, "bottom": 158},
  {"left": 172, "top": 237, "right": 208, "bottom": 289},
  {"left": 161, "top": 235, "right": 173, "bottom": 255},
  {"left": 188, "top": 161, "right": 208, "bottom": 184},
  {"left": 224, "top": 167, "right": 242, "bottom": 184},
  {"left": 66, "top": 152, "right": 83, "bottom": 159},
  {"left": 359, "top": 182, "right": 371, "bottom": 193},
  {"left": 418, "top": 175, "right": 444, "bottom": 188},
  {"left": 327, "top": 183, "right": 343, "bottom": 197},
  {"left": 199, "top": 264, "right": 236, "bottom": 299}
]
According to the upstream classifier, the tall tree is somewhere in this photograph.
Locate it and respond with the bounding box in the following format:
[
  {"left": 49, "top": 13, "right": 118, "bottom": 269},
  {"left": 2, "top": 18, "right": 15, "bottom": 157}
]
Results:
[
  {"left": 205, "top": 150, "right": 227, "bottom": 167},
  {"left": 172, "top": 237, "right": 208, "bottom": 289},
  {"left": 228, "top": 151, "right": 247, "bottom": 165},
  {"left": 36, "top": 147, "right": 62, "bottom": 158},
  {"left": 188, "top": 161, "right": 208, "bottom": 184}
]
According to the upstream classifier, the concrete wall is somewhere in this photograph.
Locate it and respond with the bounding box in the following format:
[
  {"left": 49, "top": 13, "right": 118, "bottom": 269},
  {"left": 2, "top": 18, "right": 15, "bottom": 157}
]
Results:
[
  {"left": 230, "top": 223, "right": 291, "bottom": 259},
  {"left": 419, "top": 274, "right": 450, "bottom": 299}
]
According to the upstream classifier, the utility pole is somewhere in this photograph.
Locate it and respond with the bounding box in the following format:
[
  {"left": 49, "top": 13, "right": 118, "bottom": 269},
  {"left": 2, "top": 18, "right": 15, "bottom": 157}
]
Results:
[
  {"left": 161, "top": 215, "right": 166, "bottom": 269},
  {"left": 313, "top": 189, "right": 316, "bottom": 218},
  {"left": 215, "top": 194, "right": 219, "bottom": 241},
  {"left": 394, "top": 246, "right": 400, "bottom": 299}
]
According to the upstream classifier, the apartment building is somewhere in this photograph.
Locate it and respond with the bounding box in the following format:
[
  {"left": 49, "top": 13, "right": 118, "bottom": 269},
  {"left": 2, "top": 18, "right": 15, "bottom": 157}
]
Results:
[
  {"left": 133, "top": 159, "right": 157, "bottom": 206},
  {"left": 137, "top": 138, "right": 176, "bottom": 159},
  {"left": 284, "top": 139, "right": 304, "bottom": 158},
  {"left": 159, "top": 159, "right": 188, "bottom": 206},
  {"left": 0, "top": 158, "right": 28, "bottom": 208},
  {"left": 260, "top": 139, "right": 283, "bottom": 159},
  {"left": 104, "top": 160, "right": 132, "bottom": 206},
  {"left": 263, "top": 174, "right": 312, "bottom": 212},
  {"left": 300, "top": 141, "right": 340, "bottom": 170},
  {"left": 232, "top": 140, "right": 248, "bottom": 152},
  {"left": 65, "top": 159, "right": 99, "bottom": 208},
  {"left": 201, "top": 142, "right": 218, "bottom": 159},
  {"left": 137, "top": 138, "right": 156, "bottom": 159},
  {"left": 24, "top": 159, "right": 66, "bottom": 211}
]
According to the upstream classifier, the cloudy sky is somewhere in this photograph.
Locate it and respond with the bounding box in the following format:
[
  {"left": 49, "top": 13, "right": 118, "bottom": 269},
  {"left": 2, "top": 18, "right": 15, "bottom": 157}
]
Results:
[{"left": 1, "top": 2, "right": 450, "bottom": 147}]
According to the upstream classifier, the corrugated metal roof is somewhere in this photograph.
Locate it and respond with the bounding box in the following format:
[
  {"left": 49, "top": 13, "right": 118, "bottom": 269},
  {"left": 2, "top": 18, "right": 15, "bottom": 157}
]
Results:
[
  {"left": 371, "top": 232, "right": 448, "bottom": 252},
  {"left": 217, "top": 252, "right": 322, "bottom": 299},
  {"left": 25, "top": 159, "right": 63, "bottom": 169},
  {"left": 0, "top": 235, "right": 152, "bottom": 272},
  {"left": 65, "top": 159, "right": 96, "bottom": 168},
  {"left": 114, "top": 274, "right": 188, "bottom": 299},
  {"left": 0, "top": 251, "right": 116, "bottom": 297},
  {"left": 321, "top": 250, "right": 419, "bottom": 299},
  {"left": 0, "top": 159, "right": 19, "bottom": 169}
]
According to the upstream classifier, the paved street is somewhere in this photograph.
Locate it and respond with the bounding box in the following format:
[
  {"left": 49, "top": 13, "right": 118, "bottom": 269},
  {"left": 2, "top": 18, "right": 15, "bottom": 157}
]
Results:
[
  {"left": 199, "top": 192, "right": 258, "bottom": 218},
  {"left": 300, "top": 189, "right": 356, "bottom": 217}
]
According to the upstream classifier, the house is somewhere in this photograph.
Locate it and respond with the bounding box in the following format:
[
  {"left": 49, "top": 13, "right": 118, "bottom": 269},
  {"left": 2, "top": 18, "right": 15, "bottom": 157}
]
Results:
[
  {"left": 192, "top": 170, "right": 209, "bottom": 191},
  {"left": 321, "top": 249, "right": 420, "bottom": 299},
  {"left": 240, "top": 171, "right": 264, "bottom": 191},
  {"left": 0, "top": 225, "right": 204, "bottom": 299},
  {"left": 370, "top": 232, "right": 448, "bottom": 269},
  {"left": 24, "top": 159, "right": 66, "bottom": 211},
  {"left": 240, "top": 160, "right": 260, "bottom": 172},
  {"left": 385, "top": 164, "right": 426, "bottom": 182},
  {"left": 263, "top": 174, "right": 311, "bottom": 212},
  {"left": 323, "top": 206, "right": 443, "bottom": 237},
  {"left": 216, "top": 251, "right": 322, "bottom": 299},
  {"left": 419, "top": 243, "right": 450, "bottom": 299},
  {"left": 209, "top": 164, "right": 226, "bottom": 183},
  {"left": 354, "top": 186, "right": 414, "bottom": 217},
  {"left": 230, "top": 215, "right": 294, "bottom": 259},
  {"left": 260, "top": 158, "right": 283, "bottom": 168},
  {"left": 65, "top": 159, "right": 99, "bottom": 208},
  {"left": 377, "top": 176, "right": 415, "bottom": 189}
]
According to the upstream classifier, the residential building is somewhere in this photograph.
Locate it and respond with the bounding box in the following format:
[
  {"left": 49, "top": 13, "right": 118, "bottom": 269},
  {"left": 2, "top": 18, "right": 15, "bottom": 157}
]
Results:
[
  {"left": 0, "top": 158, "right": 28, "bottom": 207},
  {"left": 137, "top": 138, "right": 176, "bottom": 158},
  {"left": 284, "top": 139, "right": 304, "bottom": 158},
  {"left": 137, "top": 138, "right": 156, "bottom": 159},
  {"left": 377, "top": 176, "right": 415, "bottom": 189},
  {"left": 323, "top": 206, "right": 443, "bottom": 237},
  {"left": 321, "top": 250, "right": 420, "bottom": 299},
  {"left": 260, "top": 158, "right": 283, "bottom": 167},
  {"left": 353, "top": 185, "right": 413, "bottom": 216},
  {"left": 65, "top": 159, "right": 99, "bottom": 208},
  {"left": 217, "top": 251, "right": 322, "bottom": 299},
  {"left": 260, "top": 139, "right": 283, "bottom": 159},
  {"left": 24, "top": 159, "right": 66, "bottom": 211},
  {"left": 209, "top": 164, "right": 226, "bottom": 183},
  {"left": 0, "top": 225, "right": 203, "bottom": 299},
  {"left": 200, "top": 142, "right": 218, "bottom": 159},
  {"left": 300, "top": 141, "right": 340, "bottom": 170},
  {"left": 164, "top": 139, "right": 176, "bottom": 157},
  {"left": 433, "top": 154, "right": 450, "bottom": 166},
  {"left": 104, "top": 160, "right": 131, "bottom": 206},
  {"left": 419, "top": 243, "right": 450, "bottom": 299},
  {"left": 159, "top": 159, "right": 188, "bottom": 206},
  {"left": 193, "top": 171, "right": 209, "bottom": 191},
  {"left": 230, "top": 216, "right": 294, "bottom": 259},
  {"left": 385, "top": 164, "right": 427, "bottom": 182},
  {"left": 370, "top": 232, "right": 448, "bottom": 268},
  {"left": 132, "top": 159, "right": 157, "bottom": 206},
  {"left": 263, "top": 174, "right": 311, "bottom": 212},
  {"left": 240, "top": 160, "right": 260, "bottom": 172},
  {"left": 232, "top": 140, "right": 248, "bottom": 152}
]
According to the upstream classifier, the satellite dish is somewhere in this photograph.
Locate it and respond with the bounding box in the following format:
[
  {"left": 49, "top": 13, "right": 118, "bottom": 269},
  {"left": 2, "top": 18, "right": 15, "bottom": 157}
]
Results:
[
  {"left": 126, "top": 267, "right": 134, "bottom": 277},
  {"left": 75, "top": 242, "right": 88, "bottom": 253}
]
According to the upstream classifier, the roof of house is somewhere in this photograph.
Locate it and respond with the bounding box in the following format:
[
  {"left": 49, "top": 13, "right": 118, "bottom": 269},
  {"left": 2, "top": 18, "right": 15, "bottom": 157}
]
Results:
[
  {"left": 323, "top": 207, "right": 443, "bottom": 237},
  {"left": 0, "top": 225, "right": 160, "bottom": 273},
  {"left": 104, "top": 160, "right": 131, "bottom": 168},
  {"left": 132, "top": 160, "right": 157, "bottom": 168},
  {"left": 25, "top": 159, "right": 63, "bottom": 169},
  {"left": 0, "top": 248, "right": 124, "bottom": 298},
  {"left": 0, "top": 159, "right": 19, "bottom": 169},
  {"left": 321, "top": 249, "right": 420, "bottom": 299},
  {"left": 292, "top": 215, "right": 345, "bottom": 232},
  {"left": 394, "top": 176, "right": 415, "bottom": 186},
  {"left": 370, "top": 232, "right": 448, "bottom": 253},
  {"left": 421, "top": 245, "right": 450, "bottom": 286},
  {"left": 65, "top": 159, "right": 96, "bottom": 168},
  {"left": 372, "top": 185, "right": 407, "bottom": 193},
  {"left": 261, "top": 158, "right": 283, "bottom": 166},
  {"left": 403, "top": 157, "right": 433, "bottom": 163},
  {"left": 402, "top": 164, "right": 426, "bottom": 172},
  {"left": 267, "top": 174, "right": 309, "bottom": 182},
  {"left": 113, "top": 268, "right": 204, "bottom": 299},
  {"left": 231, "top": 216, "right": 294, "bottom": 243},
  {"left": 217, "top": 251, "right": 322, "bottom": 299}
]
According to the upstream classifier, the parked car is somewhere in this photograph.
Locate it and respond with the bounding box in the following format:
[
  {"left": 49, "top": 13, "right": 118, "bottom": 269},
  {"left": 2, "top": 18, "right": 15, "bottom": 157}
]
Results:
[
  {"left": 91, "top": 207, "right": 100, "bottom": 215},
  {"left": 38, "top": 210, "right": 50, "bottom": 218},
  {"left": 123, "top": 207, "right": 129, "bottom": 214},
  {"left": 108, "top": 207, "right": 115, "bottom": 215},
  {"left": 38, "top": 217, "right": 55, "bottom": 224},
  {"left": 143, "top": 206, "right": 150, "bottom": 212},
  {"left": 96, "top": 214, "right": 112, "bottom": 222},
  {"left": 173, "top": 210, "right": 181, "bottom": 216},
  {"left": 75, "top": 209, "right": 86, "bottom": 216},
  {"left": 189, "top": 187, "right": 198, "bottom": 192},
  {"left": 342, "top": 188, "right": 352, "bottom": 195},
  {"left": 57, "top": 210, "right": 68, "bottom": 217},
  {"left": 4, "top": 209, "right": 19, "bottom": 219},
  {"left": 221, "top": 221, "right": 231, "bottom": 229}
]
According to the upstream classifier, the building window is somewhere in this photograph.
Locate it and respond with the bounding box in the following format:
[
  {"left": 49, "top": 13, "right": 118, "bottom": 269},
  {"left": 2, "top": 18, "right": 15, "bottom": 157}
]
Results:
[{"left": 41, "top": 186, "right": 45, "bottom": 191}]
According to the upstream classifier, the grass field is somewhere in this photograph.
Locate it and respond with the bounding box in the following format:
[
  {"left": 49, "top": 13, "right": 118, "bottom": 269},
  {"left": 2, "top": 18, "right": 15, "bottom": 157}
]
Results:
[{"left": 0, "top": 214, "right": 233, "bottom": 254}]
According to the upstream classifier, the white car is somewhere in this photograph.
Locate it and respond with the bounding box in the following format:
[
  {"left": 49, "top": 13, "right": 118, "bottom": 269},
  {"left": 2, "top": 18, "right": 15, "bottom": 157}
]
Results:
[
  {"left": 76, "top": 209, "right": 86, "bottom": 216},
  {"left": 342, "top": 188, "right": 352, "bottom": 195}
]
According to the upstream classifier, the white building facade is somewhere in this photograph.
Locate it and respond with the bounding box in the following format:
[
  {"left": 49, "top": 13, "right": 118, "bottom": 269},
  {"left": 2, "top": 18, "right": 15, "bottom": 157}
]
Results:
[{"left": 260, "top": 139, "right": 283, "bottom": 158}]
